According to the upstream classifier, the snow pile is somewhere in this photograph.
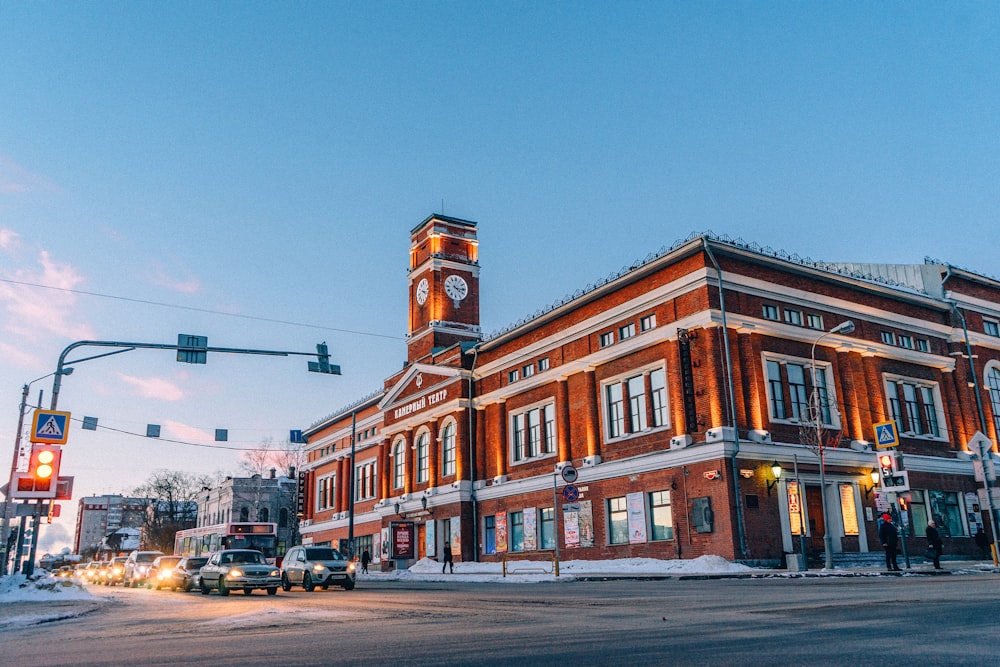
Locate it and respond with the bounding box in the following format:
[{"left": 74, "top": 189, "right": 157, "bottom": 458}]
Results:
[{"left": 0, "top": 572, "right": 99, "bottom": 602}]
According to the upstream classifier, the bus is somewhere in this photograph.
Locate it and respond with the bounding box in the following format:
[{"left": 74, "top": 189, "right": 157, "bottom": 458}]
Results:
[{"left": 174, "top": 522, "right": 279, "bottom": 563}]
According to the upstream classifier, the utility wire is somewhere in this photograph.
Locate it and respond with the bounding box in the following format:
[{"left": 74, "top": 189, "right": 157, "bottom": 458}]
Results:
[{"left": 0, "top": 276, "right": 403, "bottom": 341}]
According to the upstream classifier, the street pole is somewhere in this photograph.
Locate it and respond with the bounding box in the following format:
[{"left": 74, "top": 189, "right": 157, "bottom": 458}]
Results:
[
  {"left": 793, "top": 454, "right": 807, "bottom": 569},
  {"left": 347, "top": 411, "right": 356, "bottom": 560},
  {"left": 552, "top": 470, "right": 560, "bottom": 577}
]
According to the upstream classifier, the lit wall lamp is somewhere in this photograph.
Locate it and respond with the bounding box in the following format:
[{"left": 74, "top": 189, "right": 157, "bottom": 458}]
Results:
[
  {"left": 421, "top": 496, "right": 428, "bottom": 511},
  {"left": 864, "top": 469, "right": 880, "bottom": 498},
  {"left": 766, "top": 461, "right": 782, "bottom": 496}
]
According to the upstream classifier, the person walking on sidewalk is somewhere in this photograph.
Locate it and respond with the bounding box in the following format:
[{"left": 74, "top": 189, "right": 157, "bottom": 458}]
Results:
[
  {"left": 442, "top": 542, "right": 454, "bottom": 574},
  {"left": 879, "top": 513, "right": 901, "bottom": 571},
  {"left": 360, "top": 548, "right": 371, "bottom": 574},
  {"left": 926, "top": 521, "right": 943, "bottom": 570}
]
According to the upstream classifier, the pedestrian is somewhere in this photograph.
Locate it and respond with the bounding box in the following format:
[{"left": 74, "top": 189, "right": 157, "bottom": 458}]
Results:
[
  {"left": 360, "top": 548, "right": 371, "bottom": 574},
  {"left": 925, "top": 520, "right": 943, "bottom": 570},
  {"left": 974, "top": 527, "right": 990, "bottom": 560},
  {"left": 879, "top": 513, "right": 901, "bottom": 572},
  {"left": 442, "top": 541, "right": 454, "bottom": 574}
]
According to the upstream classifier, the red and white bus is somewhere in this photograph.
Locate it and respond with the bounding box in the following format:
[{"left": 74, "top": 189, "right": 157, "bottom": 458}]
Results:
[{"left": 174, "top": 522, "right": 279, "bottom": 563}]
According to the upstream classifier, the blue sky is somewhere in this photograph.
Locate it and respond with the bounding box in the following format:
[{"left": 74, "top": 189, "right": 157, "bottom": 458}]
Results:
[{"left": 2, "top": 3, "right": 998, "bottom": 552}]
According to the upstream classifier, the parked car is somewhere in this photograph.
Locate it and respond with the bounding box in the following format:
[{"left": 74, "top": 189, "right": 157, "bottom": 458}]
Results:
[
  {"left": 123, "top": 550, "right": 164, "bottom": 587},
  {"left": 146, "top": 555, "right": 183, "bottom": 590},
  {"left": 105, "top": 556, "right": 128, "bottom": 585},
  {"left": 199, "top": 549, "right": 280, "bottom": 596},
  {"left": 93, "top": 561, "right": 111, "bottom": 584},
  {"left": 167, "top": 556, "right": 208, "bottom": 592},
  {"left": 280, "top": 545, "right": 356, "bottom": 591}
]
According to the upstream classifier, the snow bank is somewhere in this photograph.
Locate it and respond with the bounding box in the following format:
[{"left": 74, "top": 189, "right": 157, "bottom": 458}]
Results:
[{"left": 0, "top": 572, "right": 100, "bottom": 602}]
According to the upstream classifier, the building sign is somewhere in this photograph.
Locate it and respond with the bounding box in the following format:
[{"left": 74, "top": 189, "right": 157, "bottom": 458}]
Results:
[
  {"left": 627, "top": 492, "right": 648, "bottom": 544},
  {"left": 839, "top": 484, "right": 859, "bottom": 536},
  {"left": 787, "top": 481, "right": 803, "bottom": 536},
  {"left": 392, "top": 388, "right": 449, "bottom": 420},
  {"left": 523, "top": 507, "right": 537, "bottom": 551},
  {"left": 390, "top": 521, "right": 415, "bottom": 559},
  {"left": 495, "top": 512, "right": 508, "bottom": 553}
]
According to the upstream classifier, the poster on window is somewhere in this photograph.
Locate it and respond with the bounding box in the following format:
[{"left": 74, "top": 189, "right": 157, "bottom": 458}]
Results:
[
  {"left": 449, "top": 517, "right": 462, "bottom": 556},
  {"left": 495, "top": 512, "right": 508, "bottom": 553},
  {"left": 380, "top": 527, "right": 390, "bottom": 559},
  {"left": 522, "top": 507, "right": 537, "bottom": 550},
  {"left": 578, "top": 500, "right": 595, "bottom": 548},
  {"left": 563, "top": 503, "right": 580, "bottom": 548},
  {"left": 626, "top": 492, "right": 648, "bottom": 544},
  {"left": 373, "top": 530, "right": 381, "bottom": 563},
  {"left": 965, "top": 492, "right": 984, "bottom": 535},
  {"left": 425, "top": 519, "right": 436, "bottom": 558}
]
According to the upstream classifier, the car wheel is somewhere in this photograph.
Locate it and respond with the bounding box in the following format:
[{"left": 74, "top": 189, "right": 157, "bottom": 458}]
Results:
[
  {"left": 303, "top": 573, "right": 315, "bottom": 592},
  {"left": 280, "top": 573, "right": 291, "bottom": 592},
  {"left": 267, "top": 587, "right": 277, "bottom": 596},
  {"left": 321, "top": 583, "right": 330, "bottom": 590},
  {"left": 199, "top": 579, "right": 210, "bottom": 595},
  {"left": 218, "top": 577, "right": 229, "bottom": 596},
  {"left": 342, "top": 580, "right": 356, "bottom": 591},
  {"left": 243, "top": 587, "right": 253, "bottom": 596},
  {"left": 184, "top": 581, "right": 192, "bottom": 592}
]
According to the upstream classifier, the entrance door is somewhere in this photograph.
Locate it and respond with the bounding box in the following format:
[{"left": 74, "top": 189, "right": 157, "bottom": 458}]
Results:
[
  {"left": 805, "top": 485, "right": 826, "bottom": 557},
  {"left": 416, "top": 523, "right": 426, "bottom": 559}
]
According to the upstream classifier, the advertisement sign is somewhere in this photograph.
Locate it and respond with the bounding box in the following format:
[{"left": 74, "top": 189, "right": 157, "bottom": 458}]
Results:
[
  {"left": 495, "top": 512, "right": 508, "bottom": 553},
  {"left": 390, "top": 521, "right": 415, "bottom": 559},
  {"left": 563, "top": 503, "right": 580, "bottom": 548},
  {"left": 578, "top": 500, "right": 595, "bottom": 547},
  {"left": 449, "top": 517, "right": 461, "bottom": 556},
  {"left": 523, "top": 508, "right": 537, "bottom": 551},
  {"left": 627, "top": 492, "right": 647, "bottom": 544}
]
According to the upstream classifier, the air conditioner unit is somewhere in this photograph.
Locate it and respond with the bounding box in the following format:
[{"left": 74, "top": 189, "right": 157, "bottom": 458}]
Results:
[
  {"left": 705, "top": 426, "right": 736, "bottom": 443},
  {"left": 849, "top": 440, "right": 871, "bottom": 452},
  {"left": 747, "top": 429, "right": 772, "bottom": 444},
  {"left": 670, "top": 435, "right": 693, "bottom": 450}
]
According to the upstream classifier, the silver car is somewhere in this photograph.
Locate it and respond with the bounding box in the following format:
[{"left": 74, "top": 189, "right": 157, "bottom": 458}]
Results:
[
  {"left": 280, "top": 546, "right": 357, "bottom": 591},
  {"left": 199, "top": 549, "right": 280, "bottom": 596}
]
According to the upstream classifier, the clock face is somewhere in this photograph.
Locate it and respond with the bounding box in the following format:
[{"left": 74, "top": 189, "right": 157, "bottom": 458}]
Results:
[
  {"left": 444, "top": 274, "right": 468, "bottom": 301},
  {"left": 415, "top": 278, "right": 429, "bottom": 305}
]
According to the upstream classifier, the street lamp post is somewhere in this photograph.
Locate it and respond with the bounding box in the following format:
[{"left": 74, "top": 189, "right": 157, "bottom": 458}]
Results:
[{"left": 810, "top": 320, "right": 855, "bottom": 570}]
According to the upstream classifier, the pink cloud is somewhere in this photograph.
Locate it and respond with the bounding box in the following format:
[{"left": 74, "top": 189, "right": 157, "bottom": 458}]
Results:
[
  {"left": 0, "top": 250, "right": 95, "bottom": 340},
  {"left": 116, "top": 373, "right": 186, "bottom": 401},
  {"left": 150, "top": 263, "right": 200, "bottom": 294},
  {"left": 0, "top": 228, "right": 20, "bottom": 252},
  {"left": 162, "top": 420, "right": 214, "bottom": 444}
]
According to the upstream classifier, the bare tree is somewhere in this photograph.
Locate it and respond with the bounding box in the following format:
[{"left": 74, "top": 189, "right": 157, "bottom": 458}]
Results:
[{"left": 133, "top": 470, "right": 214, "bottom": 552}]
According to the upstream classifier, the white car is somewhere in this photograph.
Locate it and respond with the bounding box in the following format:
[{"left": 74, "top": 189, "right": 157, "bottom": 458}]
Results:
[{"left": 199, "top": 549, "right": 280, "bottom": 596}]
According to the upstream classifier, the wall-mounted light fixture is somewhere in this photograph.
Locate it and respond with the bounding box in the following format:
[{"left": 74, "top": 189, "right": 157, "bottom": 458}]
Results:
[
  {"left": 864, "top": 469, "right": 880, "bottom": 498},
  {"left": 394, "top": 502, "right": 401, "bottom": 514},
  {"left": 766, "top": 461, "right": 782, "bottom": 496},
  {"left": 421, "top": 496, "right": 428, "bottom": 510}
]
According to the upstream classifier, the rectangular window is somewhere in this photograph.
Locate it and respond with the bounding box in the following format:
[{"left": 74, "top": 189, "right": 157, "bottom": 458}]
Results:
[
  {"left": 627, "top": 375, "right": 647, "bottom": 433},
  {"left": 762, "top": 304, "right": 779, "bottom": 321},
  {"left": 619, "top": 323, "right": 636, "bottom": 340},
  {"left": 887, "top": 378, "right": 943, "bottom": 438},
  {"left": 608, "top": 497, "right": 629, "bottom": 545},
  {"left": 650, "top": 368, "right": 667, "bottom": 427},
  {"left": 985, "top": 320, "right": 1000, "bottom": 338},
  {"left": 606, "top": 382, "right": 625, "bottom": 438},
  {"left": 898, "top": 335, "right": 914, "bottom": 349},
  {"left": 522, "top": 363, "right": 535, "bottom": 378},
  {"left": 766, "top": 360, "right": 787, "bottom": 420},
  {"left": 316, "top": 475, "right": 335, "bottom": 511},
  {"left": 807, "top": 313, "right": 824, "bottom": 330},
  {"left": 649, "top": 491, "right": 674, "bottom": 541},
  {"left": 539, "top": 507, "right": 555, "bottom": 550},
  {"left": 355, "top": 461, "right": 376, "bottom": 501},
  {"left": 508, "top": 369, "right": 519, "bottom": 383},
  {"left": 916, "top": 339, "right": 929, "bottom": 352},
  {"left": 784, "top": 309, "right": 803, "bottom": 326},
  {"left": 604, "top": 368, "right": 668, "bottom": 439},
  {"left": 538, "top": 358, "right": 550, "bottom": 372},
  {"left": 929, "top": 490, "right": 965, "bottom": 537},
  {"left": 483, "top": 515, "right": 496, "bottom": 555},
  {"left": 881, "top": 331, "right": 896, "bottom": 345},
  {"left": 511, "top": 413, "right": 526, "bottom": 462},
  {"left": 786, "top": 363, "right": 809, "bottom": 422},
  {"left": 510, "top": 403, "right": 557, "bottom": 463},
  {"left": 509, "top": 511, "right": 524, "bottom": 553},
  {"left": 543, "top": 404, "right": 556, "bottom": 454},
  {"left": 640, "top": 314, "right": 657, "bottom": 332},
  {"left": 599, "top": 331, "right": 615, "bottom": 348},
  {"left": 766, "top": 357, "right": 833, "bottom": 426}
]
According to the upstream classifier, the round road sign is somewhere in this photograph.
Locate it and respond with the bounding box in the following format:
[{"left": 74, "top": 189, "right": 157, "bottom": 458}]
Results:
[
  {"left": 562, "top": 484, "right": 580, "bottom": 502},
  {"left": 561, "top": 465, "right": 579, "bottom": 484}
]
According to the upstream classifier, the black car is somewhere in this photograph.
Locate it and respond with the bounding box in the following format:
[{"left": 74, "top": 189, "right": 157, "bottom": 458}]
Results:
[{"left": 167, "top": 556, "right": 209, "bottom": 591}]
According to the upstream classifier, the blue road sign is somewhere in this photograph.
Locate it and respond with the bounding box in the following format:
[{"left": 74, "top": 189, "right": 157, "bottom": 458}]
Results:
[
  {"left": 874, "top": 420, "right": 898, "bottom": 449},
  {"left": 31, "top": 410, "right": 70, "bottom": 444},
  {"left": 562, "top": 484, "right": 580, "bottom": 502}
]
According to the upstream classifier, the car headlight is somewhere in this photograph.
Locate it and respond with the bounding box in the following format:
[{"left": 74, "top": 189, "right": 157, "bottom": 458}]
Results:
[
  {"left": 313, "top": 564, "right": 326, "bottom": 572},
  {"left": 137, "top": 565, "right": 148, "bottom": 574},
  {"left": 347, "top": 562, "right": 356, "bottom": 572},
  {"left": 227, "top": 569, "right": 243, "bottom": 578},
  {"left": 270, "top": 570, "right": 279, "bottom": 577}
]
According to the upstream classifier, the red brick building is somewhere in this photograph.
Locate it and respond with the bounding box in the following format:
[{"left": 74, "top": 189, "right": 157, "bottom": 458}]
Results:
[{"left": 300, "top": 215, "right": 1000, "bottom": 567}]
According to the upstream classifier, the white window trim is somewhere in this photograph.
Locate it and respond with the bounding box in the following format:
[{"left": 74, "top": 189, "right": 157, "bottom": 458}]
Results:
[
  {"left": 391, "top": 438, "right": 406, "bottom": 489},
  {"left": 315, "top": 473, "right": 336, "bottom": 512},
  {"left": 600, "top": 362, "right": 672, "bottom": 442},
  {"left": 414, "top": 428, "right": 431, "bottom": 483},
  {"left": 882, "top": 373, "right": 949, "bottom": 441},
  {"left": 507, "top": 398, "right": 557, "bottom": 467},
  {"left": 760, "top": 352, "right": 843, "bottom": 430},
  {"left": 440, "top": 418, "right": 458, "bottom": 477},
  {"left": 354, "top": 458, "right": 377, "bottom": 501}
]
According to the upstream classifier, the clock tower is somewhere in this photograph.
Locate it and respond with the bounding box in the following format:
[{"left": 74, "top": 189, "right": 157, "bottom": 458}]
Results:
[{"left": 407, "top": 214, "right": 481, "bottom": 363}]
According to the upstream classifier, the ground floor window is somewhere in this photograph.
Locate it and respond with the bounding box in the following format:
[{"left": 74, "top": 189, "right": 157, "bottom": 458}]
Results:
[
  {"left": 355, "top": 534, "right": 373, "bottom": 559},
  {"left": 928, "top": 490, "right": 965, "bottom": 537},
  {"left": 484, "top": 515, "right": 496, "bottom": 555},
  {"left": 608, "top": 496, "right": 628, "bottom": 545},
  {"left": 540, "top": 507, "right": 555, "bottom": 550},
  {"left": 649, "top": 490, "right": 674, "bottom": 541},
  {"left": 509, "top": 511, "right": 524, "bottom": 552}
]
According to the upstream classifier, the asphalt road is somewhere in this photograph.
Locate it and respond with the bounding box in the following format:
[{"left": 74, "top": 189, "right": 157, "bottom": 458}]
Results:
[{"left": 5, "top": 575, "right": 1000, "bottom": 666}]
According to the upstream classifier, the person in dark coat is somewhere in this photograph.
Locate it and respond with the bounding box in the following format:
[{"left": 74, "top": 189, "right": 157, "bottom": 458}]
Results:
[
  {"left": 360, "top": 549, "right": 371, "bottom": 574},
  {"left": 925, "top": 520, "right": 943, "bottom": 570},
  {"left": 442, "top": 541, "right": 454, "bottom": 574},
  {"left": 879, "top": 513, "right": 901, "bottom": 571},
  {"left": 974, "top": 528, "right": 990, "bottom": 560}
]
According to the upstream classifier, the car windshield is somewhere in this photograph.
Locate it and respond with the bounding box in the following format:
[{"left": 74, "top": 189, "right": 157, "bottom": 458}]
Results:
[
  {"left": 157, "top": 557, "right": 182, "bottom": 567},
  {"left": 137, "top": 553, "right": 160, "bottom": 563},
  {"left": 305, "top": 548, "right": 344, "bottom": 561},
  {"left": 185, "top": 558, "right": 208, "bottom": 570},
  {"left": 223, "top": 551, "right": 265, "bottom": 565}
]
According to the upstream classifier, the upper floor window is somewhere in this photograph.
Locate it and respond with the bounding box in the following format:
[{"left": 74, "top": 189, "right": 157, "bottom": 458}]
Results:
[
  {"left": 885, "top": 377, "right": 943, "bottom": 438},
  {"left": 508, "top": 369, "right": 519, "bottom": 383},
  {"left": 510, "top": 403, "right": 556, "bottom": 463},
  {"left": 986, "top": 319, "right": 1000, "bottom": 338},
  {"left": 522, "top": 363, "right": 535, "bottom": 378},
  {"left": 881, "top": 331, "right": 896, "bottom": 345},
  {"left": 441, "top": 421, "right": 457, "bottom": 477},
  {"left": 538, "top": 358, "right": 550, "bottom": 372},
  {"left": 806, "top": 313, "right": 824, "bottom": 330},
  {"left": 392, "top": 440, "right": 405, "bottom": 489},
  {"left": 784, "top": 309, "right": 803, "bottom": 326},
  {"left": 916, "top": 339, "right": 930, "bottom": 352},
  {"left": 765, "top": 357, "right": 834, "bottom": 425},
  {"left": 640, "top": 314, "right": 657, "bottom": 332},
  {"left": 986, "top": 365, "right": 1000, "bottom": 441},
  {"left": 415, "top": 431, "right": 430, "bottom": 483},
  {"left": 619, "top": 323, "right": 636, "bottom": 341},
  {"left": 603, "top": 367, "right": 669, "bottom": 439},
  {"left": 316, "top": 474, "right": 336, "bottom": 511},
  {"left": 762, "top": 304, "right": 779, "bottom": 321},
  {"left": 355, "top": 460, "right": 377, "bottom": 501},
  {"left": 898, "top": 335, "right": 914, "bottom": 350},
  {"left": 599, "top": 331, "right": 615, "bottom": 348}
]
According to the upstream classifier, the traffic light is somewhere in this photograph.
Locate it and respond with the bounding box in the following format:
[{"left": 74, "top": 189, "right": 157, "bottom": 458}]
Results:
[
  {"left": 878, "top": 452, "right": 896, "bottom": 481},
  {"left": 876, "top": 450, "right": 910, "bottom": 492},
  {"left": 29, "top": 444, "right": 62, "bottom": 491}
]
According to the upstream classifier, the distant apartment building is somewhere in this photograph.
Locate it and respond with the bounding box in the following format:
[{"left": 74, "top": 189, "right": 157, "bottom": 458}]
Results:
[{"left": 74, "top": 495, "right": 150, "bottom": 557}]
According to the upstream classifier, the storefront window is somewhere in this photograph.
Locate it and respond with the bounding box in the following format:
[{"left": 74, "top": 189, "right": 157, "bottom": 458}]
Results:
[
  {"left": 509, "top": 511, "right": 524, "bottom": 552},
  {"left": 608, "top": 496, "right": 628, "bottom": 545},
  {"left": 540, "top": 507, "right": 554, "bottom": 550},
  {"left": 929, "top": 490, "right": 965, "bottom": 537},
  {"left": 483, "top": 515, "right": 496, "bottom": 555},
  {"left": 649, "top": 490, "right": 673, "bottom": 540}
]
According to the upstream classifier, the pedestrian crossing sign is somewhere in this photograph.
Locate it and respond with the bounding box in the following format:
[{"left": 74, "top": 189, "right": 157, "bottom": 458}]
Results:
[
  {"left": 30, "top": 410, "right": 71, "bottom": 445},
  {"left": 873, "top": 420, "right": 898, "bottom": 450}
]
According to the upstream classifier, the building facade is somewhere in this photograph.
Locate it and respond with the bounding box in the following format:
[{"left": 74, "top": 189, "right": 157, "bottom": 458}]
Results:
[
  {"left": 300, "top": 215, "right": 1000, "bottom": 567},
  {"left": 197, "top": 472, "right": 298, "bottom": 557},
  {"left": 74, "top": 495, "right": 151, "bottom": 558}
]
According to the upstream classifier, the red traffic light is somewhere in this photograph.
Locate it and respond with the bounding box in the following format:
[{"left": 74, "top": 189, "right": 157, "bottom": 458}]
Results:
[
  {"left": 878, "top": 454, "right": 893, "bottom": 469},
  {"left": 29, "top": 444, "right": 62, "bottom": 489}
]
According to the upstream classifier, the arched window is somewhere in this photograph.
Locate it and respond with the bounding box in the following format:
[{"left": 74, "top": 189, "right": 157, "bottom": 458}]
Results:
[
  {"left": 441, "top": 421, "right": 456, "bottom": 477},
  {"left": 986, "top": 364, "right": 1000, "bottom": 438},
  {"left": 279, "top": 507, "right": 289, "bottom": 528},
  {"left": 392, "top": 440, "right": 406, "bottom": 489},
  {"left": 416, "top": 431, "right": 430, "bottom": 483},
  {"left": 239, "top": 506, "right": 249, "bottom": 522},
  {"left": 257, "top": 507, "right": 269, "bottom": 523}
]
